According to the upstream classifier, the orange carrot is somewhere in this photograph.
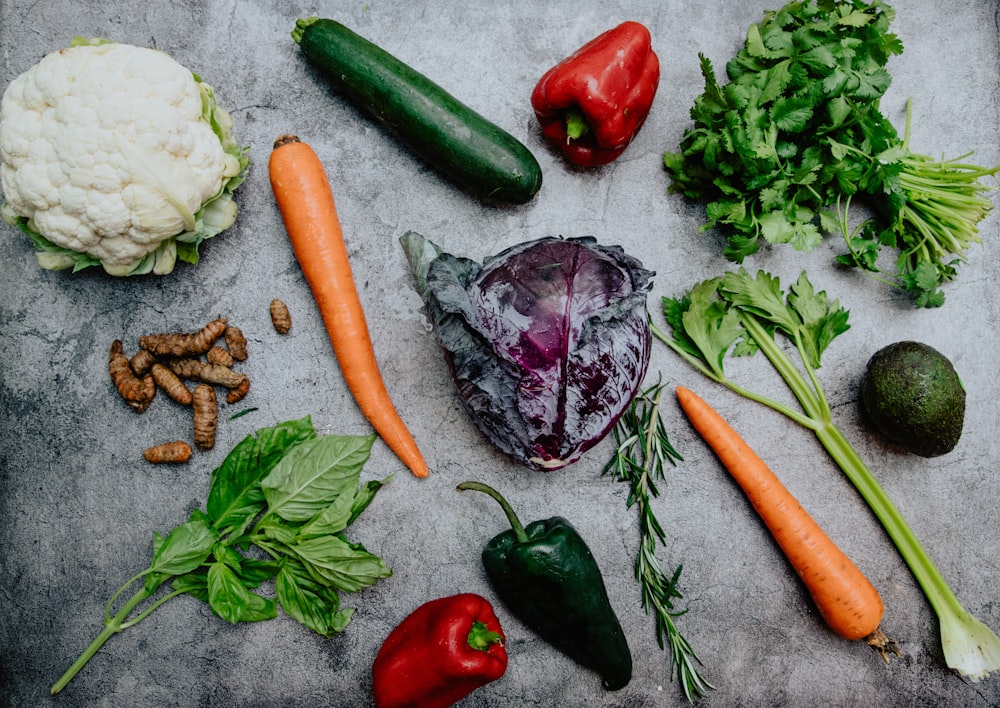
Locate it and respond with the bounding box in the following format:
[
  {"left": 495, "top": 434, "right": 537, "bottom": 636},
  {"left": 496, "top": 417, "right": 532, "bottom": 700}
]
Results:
[
  {"left": 268, "top": 134, "right": 429, "bottom": 478},
  {"left": 676, "top": 385, "right": 888, "bottom": 645}
]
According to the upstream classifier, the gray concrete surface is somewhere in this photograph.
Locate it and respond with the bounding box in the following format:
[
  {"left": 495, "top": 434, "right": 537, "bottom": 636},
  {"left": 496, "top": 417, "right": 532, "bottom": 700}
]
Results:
[{"left": 2, "top": 1, "right": 999, "bottom": 706}]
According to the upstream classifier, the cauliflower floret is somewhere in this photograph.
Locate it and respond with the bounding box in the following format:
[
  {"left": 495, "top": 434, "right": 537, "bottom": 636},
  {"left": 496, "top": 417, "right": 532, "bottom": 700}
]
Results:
[{"left": 0, "top": 39, "right": 248, "bottom": 275}]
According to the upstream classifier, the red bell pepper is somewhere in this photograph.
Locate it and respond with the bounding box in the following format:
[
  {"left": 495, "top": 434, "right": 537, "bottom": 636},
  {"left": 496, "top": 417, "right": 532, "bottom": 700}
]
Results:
[
  {"left": 531, "top": 21, "right": 660, "bottom": 167},
  {"left": 371, "top": 593, "right": 507, "bottom": 708}
]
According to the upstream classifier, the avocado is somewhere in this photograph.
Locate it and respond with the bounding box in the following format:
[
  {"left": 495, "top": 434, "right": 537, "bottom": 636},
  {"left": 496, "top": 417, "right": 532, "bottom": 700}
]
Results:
[{"left": 860, "top": 341, "right": 965, "bottom": 457}]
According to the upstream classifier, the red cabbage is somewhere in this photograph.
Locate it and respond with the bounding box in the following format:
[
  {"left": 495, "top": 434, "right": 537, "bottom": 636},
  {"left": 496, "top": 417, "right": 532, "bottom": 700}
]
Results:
[{"left": 402, "top": 232, "right": 652, "bottom": 471}]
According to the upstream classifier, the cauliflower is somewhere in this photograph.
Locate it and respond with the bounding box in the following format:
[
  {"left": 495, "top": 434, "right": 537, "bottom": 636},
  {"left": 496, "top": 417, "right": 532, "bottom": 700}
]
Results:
[{"left": 0, "top": 38, "right": 249, "bottom": 276}]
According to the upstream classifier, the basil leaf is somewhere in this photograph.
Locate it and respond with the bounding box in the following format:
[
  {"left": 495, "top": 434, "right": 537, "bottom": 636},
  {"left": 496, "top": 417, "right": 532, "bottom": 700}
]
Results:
[
  {"left": 275, "top": 557, "right": 352, "bottom": 637},
  {"left": 346, "top": 474, "right": 392, "bottom": 528},
  {"left": 207, "top": 416, "right": 316, "bottom": 532},
  {"left": 144, "top": 510, "right": 216, "bottom": 592},
  {"left": 297, "top": 473, "right": 391, "bottom": 539},
  {"left": 260, "top": 519, "right": 298, "bottom": 546},
  {"left": 209, "top": 562, "right": 256, "bottom": 624},
  {"left": 171, "top": 570, "right": 209, "bottom": 603},
  {"left": 174, "top": 556, "right": 278, "bottom": 608},
  {"left": 237, "top": 591, "right": 278, "bottom": 623},
  {"left": 213, "top": 543, "right": 245, "bottom": 570},
  {"left": 235, "top": 558, "right": 280, "bottom": 588},
  {"left": 296, "top": 490, "right": 356, "bottom": 540},
  {"left": 289, "top": 535, "right": 392, "bottom": 593},
  {"left": 261, "top": 435, "right": 374, "bottom": 523}
]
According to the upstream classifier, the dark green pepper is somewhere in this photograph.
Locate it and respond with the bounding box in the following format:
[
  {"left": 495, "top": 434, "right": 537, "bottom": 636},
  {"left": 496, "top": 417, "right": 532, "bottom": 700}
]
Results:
[{"left": 457, "top": 481, "right": 632, "bottom": 690}]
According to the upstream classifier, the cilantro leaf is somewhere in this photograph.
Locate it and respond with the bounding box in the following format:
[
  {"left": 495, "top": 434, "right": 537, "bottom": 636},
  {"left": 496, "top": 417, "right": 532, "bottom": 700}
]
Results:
[
  {"left": 758, "top": 210, "right": 798, "bottom": 244},
  {"left": 771, "top": 96, "right": 814, "bottom": 132}
]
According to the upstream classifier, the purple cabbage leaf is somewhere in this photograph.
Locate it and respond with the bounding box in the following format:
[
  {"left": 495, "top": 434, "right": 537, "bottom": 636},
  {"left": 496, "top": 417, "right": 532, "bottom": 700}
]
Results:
[{"left": 401, "top": 231, "right": 653, "bottom": 471}]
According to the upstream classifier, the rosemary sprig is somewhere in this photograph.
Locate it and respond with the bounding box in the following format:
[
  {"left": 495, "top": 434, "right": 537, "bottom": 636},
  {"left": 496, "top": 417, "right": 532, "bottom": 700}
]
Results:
[{"left": 603, "top": 378, "right": 714, "bottom": 702}]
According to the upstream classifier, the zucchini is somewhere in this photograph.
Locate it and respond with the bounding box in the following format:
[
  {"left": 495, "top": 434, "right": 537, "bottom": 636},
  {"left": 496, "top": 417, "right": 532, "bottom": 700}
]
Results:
[{"left": 292, "top": 17, "right": 543, "bottom": 204}]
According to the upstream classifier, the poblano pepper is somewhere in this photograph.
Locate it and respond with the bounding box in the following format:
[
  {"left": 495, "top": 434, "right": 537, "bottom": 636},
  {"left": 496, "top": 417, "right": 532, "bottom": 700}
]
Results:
[{"left": 457, "top": 480, "right": 633, "bottom": 690}]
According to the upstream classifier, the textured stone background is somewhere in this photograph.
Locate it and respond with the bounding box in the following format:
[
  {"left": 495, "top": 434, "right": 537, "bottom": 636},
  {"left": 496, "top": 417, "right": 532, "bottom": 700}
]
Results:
[{"left": 1, "top": 1, "right": 999, "bottom": 706}]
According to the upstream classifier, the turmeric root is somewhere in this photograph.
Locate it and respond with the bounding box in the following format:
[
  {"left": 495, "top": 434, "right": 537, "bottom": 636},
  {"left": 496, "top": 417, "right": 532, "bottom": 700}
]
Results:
[
  {"left": 270, "top": 299, "right": 292, "bottom": 334},
  {"left": 192, "top": 384, "right": 218, "bottom": 451},
  {"left": 109, "top": 340, "right": 155, "bottom": 413},
  {"left": 206, "top": 345, "right": 234, "bottom": 368},
  {"left": 110, "top": 314, "right": 253, "bottom": 456},
  {"left": 129, "top": 348, "right": 159, "bottom": 377},
  {"left": 150, "top": 363, "right": 193, "bottom": 406},
  {"left": 226, "top": 377, "right": 251, "bottom": 404},
  {"left": 168, "top": 358, "right": 247, "bottom": 389},
  {"left": 143, "top": 441, "right": 193, "bottom": 464},
  {"left": 224, "top": 325, "right": 248, "bottom": 361},
  {"left": 139, "top": 317, "right": 227, "bottom": 358}
]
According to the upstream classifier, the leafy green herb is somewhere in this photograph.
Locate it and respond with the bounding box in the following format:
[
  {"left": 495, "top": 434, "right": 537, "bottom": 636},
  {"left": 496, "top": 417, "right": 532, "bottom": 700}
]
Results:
[
  {"left": 603, "top": 380, "right": 713, "bottom": 702},
  {"left": 656, "top": 268, "right": 1000, "bottom": 681},
  {"left": 51, "top": 416, "right": 393, "bottom": 695},
  {"left": 663, "top": 0, "right": 998, "bottom": 307}
]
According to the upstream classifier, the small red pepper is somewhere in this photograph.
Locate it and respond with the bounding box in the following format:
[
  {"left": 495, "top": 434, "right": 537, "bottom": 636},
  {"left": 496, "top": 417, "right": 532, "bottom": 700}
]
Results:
[
  {"left": 531, "top": 21, "right": 660, "bottom": 167},
  {"left": 371, "top": 593, "right": 508, "bottom": 708}
]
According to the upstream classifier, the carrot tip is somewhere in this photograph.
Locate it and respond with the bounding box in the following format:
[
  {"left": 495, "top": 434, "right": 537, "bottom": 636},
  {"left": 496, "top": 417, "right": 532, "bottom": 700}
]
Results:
[{"left": 867, "top": 627, "right": 901, "bottom": 665}]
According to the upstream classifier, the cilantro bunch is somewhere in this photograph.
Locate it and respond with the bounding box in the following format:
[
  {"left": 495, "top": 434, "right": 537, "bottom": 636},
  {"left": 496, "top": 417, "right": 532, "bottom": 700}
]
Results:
[
  {"left": 51, "top": 417, "right": 392, "bottom": 695},
  {"left": 663, "top": 0, "right": 999, "bottom": 307}
]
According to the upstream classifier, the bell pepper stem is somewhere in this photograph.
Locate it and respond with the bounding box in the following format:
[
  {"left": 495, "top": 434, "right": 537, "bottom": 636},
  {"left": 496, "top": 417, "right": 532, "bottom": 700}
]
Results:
[
  {"left": 467, "top": 620, "right": 504, "bottom": 651},
  {"left": 564, "top": 108, "right": 590, "bottom": 142},
  {"left": 456, "top": 481, "right": 529, "bottom": 543}
]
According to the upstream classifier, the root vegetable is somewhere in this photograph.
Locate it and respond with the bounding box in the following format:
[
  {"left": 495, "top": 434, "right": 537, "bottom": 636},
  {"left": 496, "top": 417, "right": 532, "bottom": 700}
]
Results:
[
  {"left": 192, "top": 384, "right": 218, "bottom": 450},
  {"left": 224, "top": 325, "right": 248, "bottom": 361},
  {"left": 226, "top": 377, "right": 251, "bottom": 404},
  {"left": 676, "top": 386, "right": 889, "bottom": 647},
  {"left": 149, "top": 363, "right": 193, "bottom": 406},
  {"left": 168, "top": 357, "right": 247, "bottom": 389},
  {"left": 143, "top": 441, "right": 193, "bottom": 464},
  {"left": 206, "top": 345, "right": 235, "bottom": 368},
  {"left": 109, "top": 340, "right": 155, "bottom": 413},
  {"left": 128, "top": 348, "right": 158, "bottom": 377},
  {"left": 269, "top": 134, "right": 428, "bottom": 478},
  {"left": 139, "top": 317, "right": 227, "bottom": 357},
  {"left": 270, "top": 298, "right": 292, "bottom": 334},
  {"left": 108, "top": 315, "right": 252, "bottom": 459}
]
